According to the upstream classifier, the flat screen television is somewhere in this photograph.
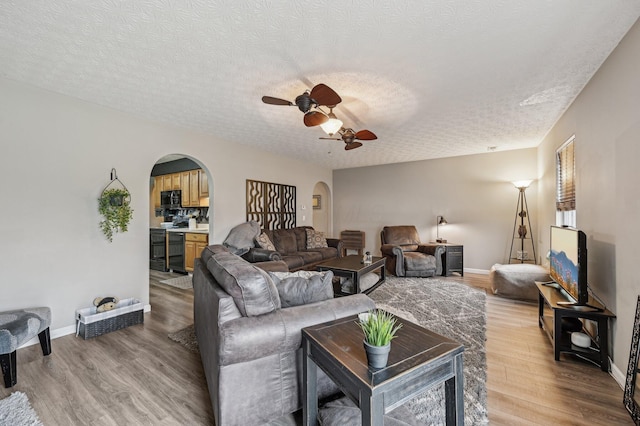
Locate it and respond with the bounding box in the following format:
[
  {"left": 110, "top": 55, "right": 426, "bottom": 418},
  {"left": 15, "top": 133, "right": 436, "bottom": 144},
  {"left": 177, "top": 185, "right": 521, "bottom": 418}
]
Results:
[{"left": 549, "top": 226, "right": 589, "bottom": 307}]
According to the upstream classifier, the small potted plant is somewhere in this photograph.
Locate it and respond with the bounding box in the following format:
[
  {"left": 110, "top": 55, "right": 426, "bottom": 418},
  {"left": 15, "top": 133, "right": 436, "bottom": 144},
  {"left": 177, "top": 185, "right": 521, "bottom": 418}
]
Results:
[
  {"left": 357, "top": 309, "right": 402, "bottom": 368},
  {"left": 99, "top": 188, "right": 133, "bottom": 242}
]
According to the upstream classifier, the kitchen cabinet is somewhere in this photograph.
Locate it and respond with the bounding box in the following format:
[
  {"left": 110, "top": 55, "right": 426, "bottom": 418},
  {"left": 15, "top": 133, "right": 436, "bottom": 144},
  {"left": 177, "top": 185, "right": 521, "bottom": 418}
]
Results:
[
  {"left": 171, "top": 173, "right": 181, "bottom": 190},
  {"left": 199, "top": 170, "right": 209, "bottom": 197},
  {"left": 181, "top": 171, "right": 191, "bottom": 206},
  {"left": 189, "top": 170, "right": 200, "bottom": 206},
  {"left": 154, "top": 169, "right": 208, "bottom": 208},
  {"left": 185, "top": 232, "right": 208, "bottom": 272},
  {"left": 162, "top": 175, "right": 172, "bottom": 192},
  {"left": 153, "top": 176, "right": 164, "bottom": 208}
]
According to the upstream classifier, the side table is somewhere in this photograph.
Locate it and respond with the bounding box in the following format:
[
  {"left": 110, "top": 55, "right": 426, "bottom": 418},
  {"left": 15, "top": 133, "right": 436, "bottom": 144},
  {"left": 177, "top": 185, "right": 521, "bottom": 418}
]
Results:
[
  {"left": 302, "top": 314, "right": 465, "bottom": 426},
  {"left": 432, "top": 243, "right": 464, "bottom": 276},
  {"left": 317, "top": 255, "right": 386, "bottom": 296}
]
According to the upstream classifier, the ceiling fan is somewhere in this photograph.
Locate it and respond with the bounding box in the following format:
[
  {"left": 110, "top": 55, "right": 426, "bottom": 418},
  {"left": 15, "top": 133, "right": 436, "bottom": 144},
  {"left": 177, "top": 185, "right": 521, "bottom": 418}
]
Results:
[
  {"left": 261, "top": 83, "right": 342, "bottom": 127},
  {"left": 320, "top": 128, "right": 377, "bottom": 150}
]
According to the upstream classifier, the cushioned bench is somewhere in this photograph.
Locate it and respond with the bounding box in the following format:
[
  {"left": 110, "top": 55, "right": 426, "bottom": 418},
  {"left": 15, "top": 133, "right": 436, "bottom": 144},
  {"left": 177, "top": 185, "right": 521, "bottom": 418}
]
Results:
[
  {"left": 0, "top": 307, "right": 52, "bottom": 387},
  {"left": 489, "top": 263, "right": 550, "bottom": 301}
]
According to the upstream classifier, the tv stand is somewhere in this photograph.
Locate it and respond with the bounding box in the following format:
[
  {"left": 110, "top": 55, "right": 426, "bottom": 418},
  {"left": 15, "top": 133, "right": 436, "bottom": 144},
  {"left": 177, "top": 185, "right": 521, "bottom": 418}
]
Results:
[
  {"left": 536, "top": 282, "right": 616, "bottom": 371},
  {"left": 556, "top": 301, "right": 603, "bottom": 312}
]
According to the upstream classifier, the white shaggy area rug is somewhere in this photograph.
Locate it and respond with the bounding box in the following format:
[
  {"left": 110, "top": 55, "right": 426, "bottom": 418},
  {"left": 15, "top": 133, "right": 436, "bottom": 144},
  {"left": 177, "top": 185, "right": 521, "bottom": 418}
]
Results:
[{"left": 0, "top": 392, "right": 43, "bottom": 426}]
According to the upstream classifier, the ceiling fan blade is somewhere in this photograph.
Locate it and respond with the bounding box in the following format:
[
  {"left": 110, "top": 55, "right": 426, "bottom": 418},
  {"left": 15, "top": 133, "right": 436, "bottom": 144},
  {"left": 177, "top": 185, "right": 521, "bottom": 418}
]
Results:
[
  {"left": 319, "top": 137, "right": 342, "bottom": 140},
  {"left": 304, "top": 111, "right": 328, "bottom": 127},
  {"left": 262, "top": 96, "right": 294, "bottom": 106},
  {"left": 310, "top": 84, "right": 342, "bottom": 107},
  {"left": 354, "top": 129, "right": 377, "bottom": 140},
  {"left": 345, "top": 141, "right": 363, "bottom": 150}
]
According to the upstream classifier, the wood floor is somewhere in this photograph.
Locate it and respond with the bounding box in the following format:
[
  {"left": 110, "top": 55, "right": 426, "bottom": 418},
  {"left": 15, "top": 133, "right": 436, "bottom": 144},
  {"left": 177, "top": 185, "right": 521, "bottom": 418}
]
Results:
[{"left": 0, "top": 272, "right": 632, "bottom": 425}]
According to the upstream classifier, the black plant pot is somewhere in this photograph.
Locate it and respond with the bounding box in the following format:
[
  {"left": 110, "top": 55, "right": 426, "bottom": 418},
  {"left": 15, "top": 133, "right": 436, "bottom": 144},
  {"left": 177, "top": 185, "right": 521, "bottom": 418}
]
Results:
[
  {"left": 363, "top": 340, "right": 390, "bottom": 369},
  {"left": 109, "top": 195, "right": 124, "bottom": 206}
]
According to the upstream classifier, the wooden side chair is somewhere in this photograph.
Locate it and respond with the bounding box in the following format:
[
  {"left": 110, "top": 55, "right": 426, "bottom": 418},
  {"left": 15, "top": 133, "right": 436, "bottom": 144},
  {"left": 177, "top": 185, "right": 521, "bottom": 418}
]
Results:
[{"left": 0, "top": 307, "right": 52, "bottom": 388}]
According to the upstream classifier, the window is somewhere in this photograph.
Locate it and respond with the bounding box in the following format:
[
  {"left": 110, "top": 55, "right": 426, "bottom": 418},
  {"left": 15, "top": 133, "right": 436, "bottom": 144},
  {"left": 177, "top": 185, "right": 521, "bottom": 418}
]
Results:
[{"left": 556, "top": 135, "right": 576, "bottom": 227}]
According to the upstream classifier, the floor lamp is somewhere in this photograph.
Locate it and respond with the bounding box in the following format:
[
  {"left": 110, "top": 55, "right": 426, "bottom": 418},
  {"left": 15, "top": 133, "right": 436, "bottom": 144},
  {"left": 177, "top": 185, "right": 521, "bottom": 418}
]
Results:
[{"left": 509, "top": 180, "right": 536, "bottom": 263}]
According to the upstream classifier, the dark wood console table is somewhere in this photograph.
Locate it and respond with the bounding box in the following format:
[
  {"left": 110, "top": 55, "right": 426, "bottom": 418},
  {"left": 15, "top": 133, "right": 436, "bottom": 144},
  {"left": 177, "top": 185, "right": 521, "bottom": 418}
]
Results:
[{"left": 536, "top": 282, "right": 616, "bottom": 371}]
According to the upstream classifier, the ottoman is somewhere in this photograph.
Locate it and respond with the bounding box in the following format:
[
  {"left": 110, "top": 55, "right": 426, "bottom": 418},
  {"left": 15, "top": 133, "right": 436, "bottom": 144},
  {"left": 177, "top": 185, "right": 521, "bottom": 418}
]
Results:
[{"left": 489, "top": 263, "right": 550, "bottom": 301}]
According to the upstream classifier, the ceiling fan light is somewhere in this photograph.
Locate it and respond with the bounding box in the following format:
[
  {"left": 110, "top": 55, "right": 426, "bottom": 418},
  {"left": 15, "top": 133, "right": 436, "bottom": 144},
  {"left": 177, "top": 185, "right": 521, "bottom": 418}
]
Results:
[{"left": 320, "top": 117, "right": 343, "bottom": 136}]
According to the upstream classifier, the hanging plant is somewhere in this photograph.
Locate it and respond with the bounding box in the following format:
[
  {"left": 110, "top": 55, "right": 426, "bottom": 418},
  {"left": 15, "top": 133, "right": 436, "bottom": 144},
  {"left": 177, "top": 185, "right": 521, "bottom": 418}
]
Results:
[{"left": 99, "top": 188, "right": 133, "bottom": 242}]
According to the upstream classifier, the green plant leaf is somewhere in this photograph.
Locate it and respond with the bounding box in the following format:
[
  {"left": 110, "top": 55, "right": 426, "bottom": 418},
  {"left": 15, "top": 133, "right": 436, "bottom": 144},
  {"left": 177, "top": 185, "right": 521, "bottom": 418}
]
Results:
[
  {"left": 356, "top": 309, "right": 402, "bottom": 346},
  {"left": 99, "top": 188, "right": 133, "bottom": 242}
]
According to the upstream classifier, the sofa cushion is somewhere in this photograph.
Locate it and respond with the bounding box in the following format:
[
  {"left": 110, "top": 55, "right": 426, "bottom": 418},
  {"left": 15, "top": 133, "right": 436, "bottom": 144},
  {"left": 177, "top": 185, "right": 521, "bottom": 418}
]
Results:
[
  {"left": 255, "top": 232, "right": 276, "bottom": 251},
  {"left": 403, "top": 252, "right": 436, "bottom": 271},
  {"left": 306, "top": 228, "right": 328, "bottom": 249},
  {"left": 223, "top": 221, "right": 261, "bottom": 255},
  {"left": 206, "top": 252, "right": 281, "bottom": 316},
  {"left": 382, "top": 225, "right": 421, "bottom": 246},
  {"left": 314, "top": 247, "right": 340, "bottom": 260},
  {"left": 273, "top": 231, "right": 298, "bottom": 254},
  {"left": 280, "top": 255, "right": 305, "bottom": 270},
  {"left": 201, "top": 244, "right": 231, "bottom": 265},
  {"left": 296, "top": 251, "right": 323, "bottom": 265},
  {"left": 268, "top": 271, "right": 334, "bottom": 307}
]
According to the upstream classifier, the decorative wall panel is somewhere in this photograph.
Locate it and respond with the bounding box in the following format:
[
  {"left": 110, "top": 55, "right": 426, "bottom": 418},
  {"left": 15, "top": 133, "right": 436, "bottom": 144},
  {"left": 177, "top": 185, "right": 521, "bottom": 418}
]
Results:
[{"left": 246, "top": 179, "right": 296, "bottom": 230}]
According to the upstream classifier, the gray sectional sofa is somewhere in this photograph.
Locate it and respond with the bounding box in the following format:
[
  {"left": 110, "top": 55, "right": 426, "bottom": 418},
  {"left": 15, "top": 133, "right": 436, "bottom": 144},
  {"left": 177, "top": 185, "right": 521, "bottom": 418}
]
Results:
[{"left": 193, "top": 244, "right": 375, "bottom": 426}]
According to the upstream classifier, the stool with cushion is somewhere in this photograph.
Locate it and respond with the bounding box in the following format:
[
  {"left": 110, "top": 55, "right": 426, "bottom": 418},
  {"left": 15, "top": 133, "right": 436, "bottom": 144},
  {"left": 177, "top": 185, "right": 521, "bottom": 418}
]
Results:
[
  {"left": 0, "top": 307, "right": 52, "bottom": 388},
  {"left": 489, "top": 263, "right": 550, "bottom": 301}
]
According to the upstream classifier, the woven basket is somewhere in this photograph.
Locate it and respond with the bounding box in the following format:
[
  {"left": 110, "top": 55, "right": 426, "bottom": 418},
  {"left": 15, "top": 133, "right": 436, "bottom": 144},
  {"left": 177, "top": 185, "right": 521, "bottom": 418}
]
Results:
[{"left": 76, "top": 298, "right": 144, "bottom": 339}]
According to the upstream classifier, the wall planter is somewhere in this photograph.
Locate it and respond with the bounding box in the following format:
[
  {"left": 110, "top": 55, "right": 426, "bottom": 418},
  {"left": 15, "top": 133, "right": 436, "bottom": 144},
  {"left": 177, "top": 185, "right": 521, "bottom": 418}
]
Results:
[{"left": 99, "top": 169, "right": 133, "bottom": 242}]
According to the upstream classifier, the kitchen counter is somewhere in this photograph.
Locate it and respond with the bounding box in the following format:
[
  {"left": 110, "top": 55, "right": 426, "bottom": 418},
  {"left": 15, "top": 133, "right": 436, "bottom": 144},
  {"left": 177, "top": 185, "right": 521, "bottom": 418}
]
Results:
[
  {"left": 168, "top": 227, "right": 209, "bottom": 234},
  {"left": 151, "top": 226, "right": 210, "bottom": 234}
]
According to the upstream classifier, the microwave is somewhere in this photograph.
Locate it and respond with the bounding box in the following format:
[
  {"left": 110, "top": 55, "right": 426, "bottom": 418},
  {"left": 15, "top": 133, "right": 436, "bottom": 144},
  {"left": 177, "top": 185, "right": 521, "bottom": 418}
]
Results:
[{"left": 161, "top": 190, "right": 181, "bottom": 209}]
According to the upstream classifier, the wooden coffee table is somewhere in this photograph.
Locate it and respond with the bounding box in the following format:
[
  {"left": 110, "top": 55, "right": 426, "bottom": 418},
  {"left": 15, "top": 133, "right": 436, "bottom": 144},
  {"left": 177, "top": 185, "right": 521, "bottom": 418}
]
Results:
[
  {"left": 302, "top": 313, "right": 465, "bottom": 426},
  {"left": 317, "top": 255, "right": 386, "bottom": 295}
]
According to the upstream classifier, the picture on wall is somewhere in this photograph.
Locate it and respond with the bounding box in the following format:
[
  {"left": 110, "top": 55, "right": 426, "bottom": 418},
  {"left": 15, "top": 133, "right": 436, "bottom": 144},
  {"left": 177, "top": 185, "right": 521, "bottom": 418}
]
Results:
[{"left": 312, "top": 195, "right": 321, "bottom": 209}]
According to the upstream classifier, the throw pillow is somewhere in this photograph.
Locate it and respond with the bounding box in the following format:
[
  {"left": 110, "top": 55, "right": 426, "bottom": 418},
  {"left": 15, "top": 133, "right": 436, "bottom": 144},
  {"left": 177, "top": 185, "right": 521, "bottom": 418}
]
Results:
[
  {"left": 222, "top": 221, "right": 261, "bottom": 256},
  {"left": 206, "top": 251, "right": 281, "bottom": 316},
  {"left": 268, "top": 270, "right": 334, "bottom": 308},
  {"left": 305, "top": 228, "right": 328, "bottom": 249},
  {"left": 255, "top": 232, "right": 276, "bottom": 251}
]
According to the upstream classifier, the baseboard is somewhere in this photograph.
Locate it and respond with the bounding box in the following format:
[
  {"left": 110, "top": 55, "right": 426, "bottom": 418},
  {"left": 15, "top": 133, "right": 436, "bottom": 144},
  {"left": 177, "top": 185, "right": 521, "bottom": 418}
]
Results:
[
  {"left": 610, "top": 360, "right": 626, "bottom": 390},
  {"left": 464, "top": 268, "right": 490, "bottom": 275},
  {"left": 18, "top": 303, "right": 152, "bottom": 349}
]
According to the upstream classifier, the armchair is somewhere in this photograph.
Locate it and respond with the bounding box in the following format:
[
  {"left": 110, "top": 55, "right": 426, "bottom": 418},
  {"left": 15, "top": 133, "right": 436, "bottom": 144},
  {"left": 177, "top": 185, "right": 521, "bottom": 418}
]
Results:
[{"left": 380, "top": 225, "right": 445, "bottom": 277}]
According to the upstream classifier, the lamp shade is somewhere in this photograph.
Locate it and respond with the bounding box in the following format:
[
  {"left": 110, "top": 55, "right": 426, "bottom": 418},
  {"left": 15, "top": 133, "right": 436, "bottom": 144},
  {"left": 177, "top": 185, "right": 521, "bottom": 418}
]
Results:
[
  {"left": 320, "top": 110, "right": 343, "bottom": 136},
  {"left": 438, "top": 216, "right": 448, "bottom": 226},
  {"left": 512, "top": 180, "right": 533, "bottom": 189}
]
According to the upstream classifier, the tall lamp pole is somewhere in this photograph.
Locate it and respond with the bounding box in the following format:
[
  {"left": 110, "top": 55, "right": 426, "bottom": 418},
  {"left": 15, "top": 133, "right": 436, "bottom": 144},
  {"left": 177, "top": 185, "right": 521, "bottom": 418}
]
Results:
[{"left": 509, "top": 180, "right": 536, "bottom": 264}]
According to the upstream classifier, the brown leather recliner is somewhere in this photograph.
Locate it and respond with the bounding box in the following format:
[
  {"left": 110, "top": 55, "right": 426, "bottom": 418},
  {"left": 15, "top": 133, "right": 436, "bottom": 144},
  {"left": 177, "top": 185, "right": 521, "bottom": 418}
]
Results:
[{"left": 380, "top": 225, "right": 445, "bottom": 277}]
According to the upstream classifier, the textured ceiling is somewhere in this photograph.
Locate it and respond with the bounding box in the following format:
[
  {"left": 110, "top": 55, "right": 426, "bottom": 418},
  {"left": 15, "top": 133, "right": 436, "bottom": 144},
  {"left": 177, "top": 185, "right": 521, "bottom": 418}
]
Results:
[{"left": 1, "top": 1, "right": 639, "bottom": 169}]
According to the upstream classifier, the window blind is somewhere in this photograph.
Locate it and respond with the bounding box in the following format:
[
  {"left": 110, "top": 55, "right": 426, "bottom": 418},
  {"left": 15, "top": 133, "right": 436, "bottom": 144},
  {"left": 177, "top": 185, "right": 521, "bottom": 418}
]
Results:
[{"left": 556, "top": 136, "right": 575, "bottom": 211}]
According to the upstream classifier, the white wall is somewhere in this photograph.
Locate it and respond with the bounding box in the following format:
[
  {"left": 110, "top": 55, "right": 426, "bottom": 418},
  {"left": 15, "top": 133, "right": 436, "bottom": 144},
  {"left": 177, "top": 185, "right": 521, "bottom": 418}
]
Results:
[
  {"left": 333, "top": 149, "right": 538, "bottom": 271},
  {"left": 536, "top": 18, "right": 640, "bottom": 376},
  {"left": 312, "top": 182, "right": 331, "bottom": 235},
  {"left": 0, "top": 77, "right": 332, "bottom": 331}
]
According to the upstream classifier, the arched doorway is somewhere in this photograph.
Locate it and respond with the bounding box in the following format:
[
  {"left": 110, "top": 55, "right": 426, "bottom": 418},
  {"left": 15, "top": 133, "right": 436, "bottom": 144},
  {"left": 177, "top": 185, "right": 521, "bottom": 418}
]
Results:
[
  {"left": 312, "top": 181, "right": 331, "bottom": 236},
  {"left": 148, "top": 154, "right": 212, "bottom": 280}
]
